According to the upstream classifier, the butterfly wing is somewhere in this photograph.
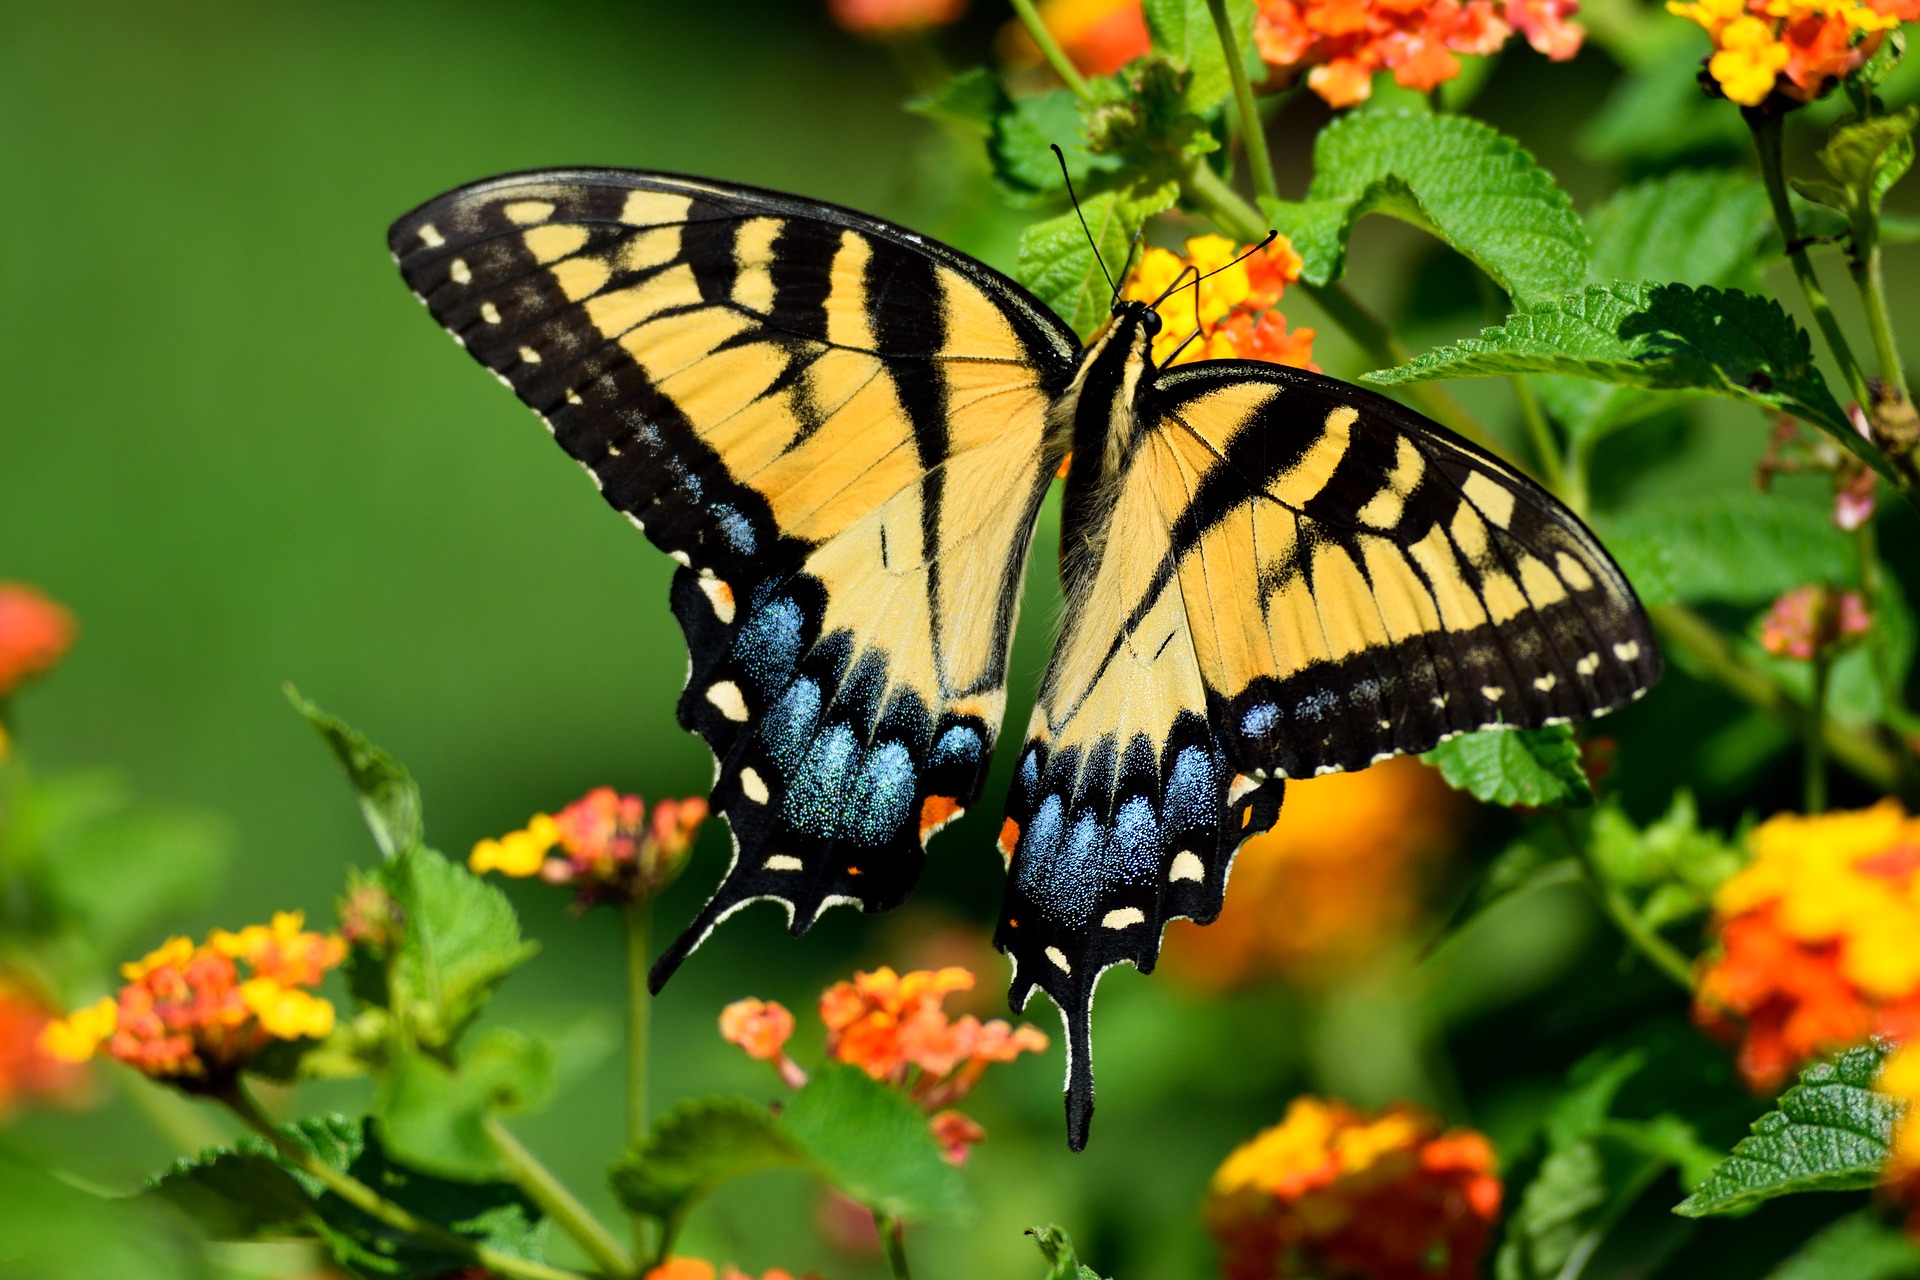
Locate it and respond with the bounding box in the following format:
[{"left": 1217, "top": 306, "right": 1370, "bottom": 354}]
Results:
[
  {"left": 389, "top": 169, "right": 1079, "bottom": 984},
  {"left": 999, "top": 361, "right": 1658, "bottom": 1147}
]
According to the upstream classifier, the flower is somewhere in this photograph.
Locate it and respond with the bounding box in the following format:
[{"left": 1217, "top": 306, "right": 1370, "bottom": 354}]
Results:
[
  {"left": 721, "top": 965, "right": 1048, "bottom": 1164},
  {"left": 1165, "top": 757, "right": 1467, "bottom": 988},
  {"left": 38, "top": 915, "right": 344, "bottom": 1088},
  {"left": 1668, "top": 0, "right": 1906, "bottom": 107},
  {"left": 1207, "top": 1097, "right": 1501, "bottom": 1280},
  {"left": 0, "top": 973, "right": 89, "bottom": 1116},
  {"left": 642, "top": 1260, "right": 798, "bottom": 1280},
  {"left": 471, "top": 788, "right": 707, "bottom": 906},
  {"left": 0, "top": 583, "right": 75, "bottom": 699},
  {"left": 1000, "top": 0, "right": 1154, "bottom": 77},
  {"left": 1879, "top": 1042, "right": 1920, "bottom": 1232},
  {"left": 1121, "top": 235, "right": 1315, "bottom": 371},
  {"left": 1254, "top": 0, "right": 1580, "bottom": 108},
  {"left": 1694, "top": 801, "right": 1920, "bottom": 1092},
  {"left": 828, "top": 0, "right": 967, "bottom": 37},
  {"left": 1757, "top": 585, "right": 1871, "bottom": 661}
]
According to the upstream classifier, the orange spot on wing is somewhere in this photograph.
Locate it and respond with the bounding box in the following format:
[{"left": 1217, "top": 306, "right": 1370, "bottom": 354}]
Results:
[
  {"left": 847, "top": 866, "right": 864, "bottom": 876},
  {"left": 998, "top": 817, "right": 1020, "bottom": 865},
  {"left": 919, "top": 795, "right": 962, "bottom": 839}
]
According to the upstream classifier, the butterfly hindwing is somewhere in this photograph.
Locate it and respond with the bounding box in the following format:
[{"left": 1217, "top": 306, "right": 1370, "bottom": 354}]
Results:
[
  {"left": 997, "top": 360, "right": 1658, "bottom": 1147},
  {"left": 389, "top": 170, "right": 1079, "bottom": 982}
]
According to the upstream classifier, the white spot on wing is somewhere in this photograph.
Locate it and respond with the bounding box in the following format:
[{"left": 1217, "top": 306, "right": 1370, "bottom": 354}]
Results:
[
  {"left": 480, "top": 301, "right": 502, "bottom": 325},
  {"left": 1226, "top": 773, "right": 1258, "bottom": 804},
  {"left": 1614, "top": 641, "right": 1641, "bottom": 662},
  {"left": 1576, "top": 652, "right": 1600, "bottom": 675},
  {"left": 698, "top": 571, "right": 736, "bottom": 624},
  {"left": 706, "top": 680, "right": 749, "bottom": 722},
  {"left": 739, "top": 767, "right": 768, "bottom": 804},
  {"left": 1481, "top": 685, "right": 1504, "bottom": 701},
  {"left": 1534, "top": 674, "right": 1557, "bottom": 692},
  {"left": 1102, "top": 907, "right": 1146, "bottom": 930},
  {"left": 518, "top": 345, "right": 542, "bottom": 364},
  {"left": 418, "top": 223, "right": 445, "bottom": 248},
  {"left": 1046, "top": 947, "right": 1072, "bottom": 973},
  {"left": 449, "top": 258, "right": 471, "bottom": 285},
  {"left": 765, "top": 854, "right": 804, "bottom": 871},
  {"left": 1169, "top": 850, "right": 1205, "bottom": 883}
]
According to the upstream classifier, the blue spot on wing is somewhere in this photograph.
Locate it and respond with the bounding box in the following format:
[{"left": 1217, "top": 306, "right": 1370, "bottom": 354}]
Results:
[
  {"left": 932, "top": 725, "right": 982, "bottom": 770},
  {"left": 735, "top": 598, "right": 804, "bottom": 691},
  {"left": 713, "top": 504, "right": 755, "bottom": 555},
  {"left": 1111, "top": 797, "right": 1160, "bottom": 880},
  {"left": 1241, "top": 703, "right": 1279, "bottom": 740},
  {"left": 785, "top": 723, "right": 859, "bottom": 837},
  {"left": 764, "top": 678, "right": 821, "bottom": 772},
  {"left": 1164, "top": 747, "right": 1217, "bottom": 830},
  {"left": 849, "top": 741, "right": 916, "bottom": 845}
]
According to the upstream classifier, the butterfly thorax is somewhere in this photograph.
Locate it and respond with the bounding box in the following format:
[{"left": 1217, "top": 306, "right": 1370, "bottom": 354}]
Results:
[{"left": 1057, "top": 300, "right": 1158, "bottom": 583}]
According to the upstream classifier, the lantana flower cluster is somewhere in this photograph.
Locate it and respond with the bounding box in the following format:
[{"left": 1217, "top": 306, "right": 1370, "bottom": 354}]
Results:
[
  {"left": 827, "top": 0, "right": 967, "bottom": 38},
  {"left": 38, "top": 913, "right": 345, "bottom": 1088},
  {"left": 0, "top": 974, "right": 88, "bottom": 1116},
  {"left": 1878, "top": 1042, "right": 1920, "bottom": 1234},
  {"left": 645, "top": 1260, "right": 797, "bottom": 1280},
  {"left": 1123, "top": 234, "right": 1316, "bottom": 370},
  {"left": 1694, "top": 801, "right": 1920, "bottom": 1092},
  {"left": 471, "top": 787, "right": 708, "bottom": 906},
  {"left": 0, "top": 582, "right": 76, "bottom": 762},
  {"left": 721, "top": 966, "right": 1048, "bottom": 1165},
  {"left": 1206, "top": 1096, "right": 1502, "bottom": 1280},
  {"left": 1757, "top": 584, "right": 1872, "bottom": 661},
  {"left": 1668, "top": 0, "right": 1915, "bottom": 107}
]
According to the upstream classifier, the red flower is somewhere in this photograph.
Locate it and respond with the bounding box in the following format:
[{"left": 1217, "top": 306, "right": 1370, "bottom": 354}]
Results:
[
  {"left": 1000, "top": 0, "right": 1154, "bottom": 77},
  {"left": 0, "top": 973, "right": 89, "bottom": 1117},
  {"left": 0, "top": 583, "right": 75, "bottom": 699},
  {"left": 828, "top": 0, "right": 968, "bottom": 38},
  {"left": 471, "top": 788, "right": 708, "bottom": 906}
]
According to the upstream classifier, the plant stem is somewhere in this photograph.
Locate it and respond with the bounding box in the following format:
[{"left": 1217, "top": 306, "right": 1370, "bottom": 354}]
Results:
[
  {"left": 1806, "top": 653, "right": 1832, "bottom": 814},
  {"left": 1857, "top": 236, "right": 1910, "bottom": 402},
  {"left": 1203, "top": 0, "right": 1278, "bottom": 205},
  {"left": 1651, "top": 602, "right": 1907, "bottom": 796},
  {"left": 624, "top": 899, "right": 654, "bottom": 1262},
  {"left": 1588, "top": 868, "right": 1698, "bottom": 992},
  {"left": 220, "top": 1085, "right": 587, "bottom": 1280},
  {"left": 1748, "top": 110, "right": 1873, "bottom": 410},
  {"left": 1008, "top": 0, "right": 1092, "bottom": 99},
  {"left": 485, "top": 1116, "right": 636, "bottom": 1280},
  {"left": 1512, "top": 376, "right": 1573, "bottom": 509},
  {"left": 877, "top": 1212, "right": 914, "bottom": 1280},
  {"left": 1178, "top": 161, "right": 1506, "bottom": 455}
]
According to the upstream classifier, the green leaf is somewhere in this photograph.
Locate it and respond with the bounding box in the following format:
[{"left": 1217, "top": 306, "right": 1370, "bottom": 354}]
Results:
[
  {"left": 378, "top": 1030, "right": 555, "bottom": 1180},
  {"left": 1142, "top": 0, "right": 1257, "bottom": 114},
  {"left": 1676, "top": 1040, "right": 1904, "bottom": 1218},
  {"left": 1597, "top": 491, "right": 1855, "bottom": 608},
  {"left": 1588, "top": 791, "right": 1745, "bottom": 932},
  {"left": 609, "top": 1096, "right": 809, "bottom": 1224},
  {"left": 3, "top": 1150, "right": 204, "bottom": 1280},
  {"left": 1766, "top": 1210, "right": 1920, "bottom": 1280},
  {"left": 1016, "top": 178, "right": 1178, "bottom": 337},
  {"left": 990, "top": 89, "right": 1121, "bottom": 200},
  {"left": 781, "top": 1062, "right": 968, "bottom": 1222},
  {"left": 373, "top": 844, "right": 538, "bottom": 1051},
  {"left": 1423, "top": 725, "right": 1592, "bottom": 809},
  {"left": 1798, "top": 109, "right": 1919, "bottom": 226},
  {"left": 1262, "top": 111, "right": 1589, "bottom": 306},
  {"left": 1365, "top": 281, "right": 1857, "bottom": 445},
  {"left": 1579, "top": 40, "right": 1749, "bottom": 166},
  {"left": 1029, "top": 1223, "right": 1111, "bottom": 1280},
  {"left": 905, "top": 67, "right": 1009, "bottom": 136},
  {"left": 288, "top": 686, "right": 424, "bottom": 858}
]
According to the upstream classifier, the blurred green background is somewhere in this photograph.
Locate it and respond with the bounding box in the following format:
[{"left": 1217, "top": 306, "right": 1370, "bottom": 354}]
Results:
[{"left": 3, "top": 2, "right": 1917, "bottom": 1277}]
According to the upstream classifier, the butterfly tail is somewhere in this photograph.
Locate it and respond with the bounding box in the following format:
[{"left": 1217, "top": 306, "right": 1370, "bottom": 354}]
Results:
[{"left": 1063, "top": 987, "right": 1097, "bottom": 1153}]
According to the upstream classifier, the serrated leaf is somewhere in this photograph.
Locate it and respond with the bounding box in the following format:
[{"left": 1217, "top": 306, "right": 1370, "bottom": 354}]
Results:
[
  {"left": 378, "top": 1030, "right": 554, "bottom": 1181},
  {"left": 906, "top": 67, "right": 1009, "bottom": 136},
  {"left": 1766, "top": 1210, "right": 1920, "bottom": 1280},
  {"left": 1366, "top": 282, "right": 1859, "bottom": 449},
  {"left": 1029, "top": 1223, "right": 1111, "bottom": 1280},
  {"left": 781, "top": 1062, "right": 968, "bottom": 1222},
  {"left": 609, "top": 1096, "right": 809, "bottom": 1224},
  {"left": 1262, "top": 111, "right": 1588, "bottom": 306},
  {"left": 1016, "top": 179, "right": 1178, "bottom": 336},
  {"left": 990, "top": 90, "right": 1120, "bottom": 200},
  {"left": 1676, "top": 1041, "right": 1904, "bottom": 1218},
  {"left": 288, "top": 686, "right": 423, "bottom": 858},
  {"left": 1142, "top": 0, "right": 1257, "bottom": 113},
  {"left": 1423, "top": 725, "right": 1591, "bottom": 809},
  {"left": 376, "top": 845, "right": 537, "bottom": 1050},
  {"left": 1597, "top": 491, "right": 1855, "bottom": 608}
]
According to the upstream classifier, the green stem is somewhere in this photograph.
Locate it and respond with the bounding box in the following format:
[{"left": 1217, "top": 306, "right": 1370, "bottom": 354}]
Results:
[
  {"left": 1857, "top": 235, "right": 1910, "bottom": 402},
  {"left": 1203, "top": 0, "right": 1278, "bottom": 205},
  {"left": 1512, "top": 376, "right": 1573, "bottom": 509},
  {"left": 877, "top": 1212, "right": 914, "bottom": 1280},
  {"left": 485, "top": 1116, "right": 636, "bottom": 1280},
  {"left": 1806, "top": 653, "right": 1832, "bottom": 814},
  {"left": 1561, "top": 818, "right": 1696, "bottom": 992},
  {"left": 624, "top": 899, "right": 653, "bottom": 1262},
  {"left": 1748, "top": 109, "right": 1873, "bottom": 410},
  {"left": 1651, "top": 602, "right": 1907, "bottom": 796},
  {"left": 221, "top": 1086, "right": 588, "bottom": 1280},
  {"left": 1007, "top": 0, "right": 1092, "bottom": 99},
  {"left": 1179, "top": 162, "right": 1507, "bottom": 455}
]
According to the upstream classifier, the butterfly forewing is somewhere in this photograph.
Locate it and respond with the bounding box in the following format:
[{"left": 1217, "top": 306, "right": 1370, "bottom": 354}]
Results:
[{"left": 389, "top": 170, "right": 1079, "bottom": 983}]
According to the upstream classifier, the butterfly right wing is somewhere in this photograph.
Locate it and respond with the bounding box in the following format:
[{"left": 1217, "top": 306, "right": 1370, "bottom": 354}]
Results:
[{"left": 388, "top": 169, "right": 1079, "bottom": 983}]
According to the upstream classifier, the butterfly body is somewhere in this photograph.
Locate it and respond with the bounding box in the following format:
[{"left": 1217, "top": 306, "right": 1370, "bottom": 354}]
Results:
[{"left": 390, "top": 168, "right": 1660, "bottom": 1149}]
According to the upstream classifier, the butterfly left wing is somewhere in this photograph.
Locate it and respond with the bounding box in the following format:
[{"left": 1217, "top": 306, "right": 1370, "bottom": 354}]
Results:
[{"left": 998, "top": 362, "right": 1659, "bottom": 1148}]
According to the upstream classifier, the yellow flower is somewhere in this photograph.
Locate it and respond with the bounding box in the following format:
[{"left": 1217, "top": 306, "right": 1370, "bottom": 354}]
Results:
[
  {"left": 1880, "top": 1043, "right": 1920, "bottom": 1177},
  {"left": 37, "top": 997, "right": 116, "bottom": 1064},
  {"left": 470, "top": 812, "right": 559, "bottom": 877},
  {"left": 240, "top": 978, "right": 336, "bottom": 1041},
  {"left": 1667, "top": 0, "right": 1748, "bottom": 35},
  {"left": 1709, "top": 16, "right": 1791, "bottom": 105},
  {"left": 121, "top": 936, "right": 195, "bottom": 983}
]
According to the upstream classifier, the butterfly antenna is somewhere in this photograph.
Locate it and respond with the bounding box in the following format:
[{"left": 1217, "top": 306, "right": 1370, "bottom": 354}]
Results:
[
  {"left": 1112, "top": 226, "right": 1145, "bottom": 304},
  {"left": 1051, "top": 143, "right": 1118, "bottom": 300},
  {"left": 1159, "top": 281, "right": 1209, "bottom": 367},
  {"left": 1192, "top": 230, "right": 1279, "bottom": 285}
]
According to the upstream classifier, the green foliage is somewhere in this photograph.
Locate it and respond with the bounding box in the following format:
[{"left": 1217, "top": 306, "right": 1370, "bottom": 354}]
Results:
[
  {"left": 1766, "top": 1212, "right": 1920, "bottom": 1280},
  {"left": 1588, "top": 791, "right": 1745, "bottom": 932},
  {"left": 378, "top": 1029, "right": 556, "bottom": 1180},
  {"left": 289, "top": 686, "right": 425, "bottom": 859},
  {"left": 1423, "top": 724, "right": 1592, "bottom": 809},
  {"left": 1262, "top": 111, "right": 1589, "bottom": 306},
  {"left": 1140, "top": 0, "right": 1256, "bottom": 115},
  {"left": 992, "top": 90, "right": 1121, "bottom": 200},
  {"left": 609, "top": 1096, "right": 809, "bottom": 1224},
  {"left": 1599, "top": 491, "right": 1856, "bottom": 608},
  {"left": 1677, "top": 1041, "right": 1904, "bottom": 1219},
  {"left": 1029, "top": 1223, "right": 1112, "bottom": 1280},
  {"left": 1016, "top": 179, "right": 1179, "bottom": 336},
  {"left": 1793, "top": 108, "right": 1919, "bottom": 242},
  {"left": 0, "top": 1149, "right": 204, "bottom": 1280},
  {"left": 150, "top": 1115, "right": 545, "bottom": 1277},
  {"left": 906, "top": 67, "right": 1009, "bottom": 136},
  {"left": 781, "top": 1063, "right": 970, "bottom": 1222}
]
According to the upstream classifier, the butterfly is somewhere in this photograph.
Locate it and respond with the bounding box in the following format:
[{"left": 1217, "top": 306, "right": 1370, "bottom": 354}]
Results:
[{"left": 389, "top": 167, "right": 1660, "bottom": 1149}]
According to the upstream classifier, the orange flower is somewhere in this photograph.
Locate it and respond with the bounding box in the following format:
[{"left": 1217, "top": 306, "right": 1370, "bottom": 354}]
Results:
[
  {"left": 828, "top": 0, "right": 967, "bottom": 37},
  {"left": 1669, "top": 0, "right": 1901, "bottom": 106},
  {"left": 0, "top": 973, "right": 89, "bottom": 1117},
  {"left": 39, "top": 915, "right": 345, "bottom": 1088},
  {"left": 1257, "top": 0, "right": 1577, "bottom": 107},
  {"left": 1165, "top": 757, "right": 1467, "bottom": 988},
  {"left": 643, "top": 1260, "right": 799, "bottom": 1280},
  {"left": 1208, "top": 1097, "right": 1501, "bottom": 1280},
  {"left": 0, "top": 583, "right": 75, "bottom": 699},
  {"left": 1878, "top": 1043, "right": 1920, "bottom": 1235},
  {"left": 1122, "top": 235, "right": 1315, "bottom": 371},
  {"left": 1758, "top": 585, "right": 1871, "bottom": 660},
  {"left": 1000, "top": 0, "right": 1154, "bottom": 77},
  {"left": 929, "top": 1108, "right": 988, "bottom": 1165},
  {"left": 471, "top": 788, "right": 707, "bottom": 906},
  {"left": 1695, "top": 801, "right": 1920, "bottom": 1092}
]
